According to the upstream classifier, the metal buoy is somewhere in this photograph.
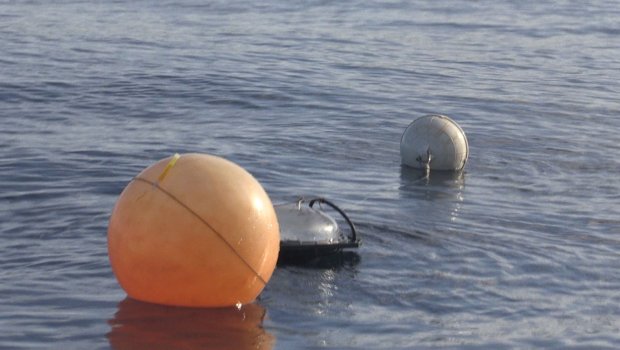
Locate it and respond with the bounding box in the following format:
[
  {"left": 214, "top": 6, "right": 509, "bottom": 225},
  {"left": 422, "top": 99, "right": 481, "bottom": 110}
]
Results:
[
  {"left": 400, "top": 115, "right": 468, "bottom": 172},
  {"left": 275, "top": 198, "right": 360, "bottom": 263}
]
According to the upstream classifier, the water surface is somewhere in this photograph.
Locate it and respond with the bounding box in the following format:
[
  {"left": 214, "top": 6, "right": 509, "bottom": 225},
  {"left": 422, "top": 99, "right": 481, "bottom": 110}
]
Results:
[{"left": 1, "top": 0, "right": 620, "bottom": 348}]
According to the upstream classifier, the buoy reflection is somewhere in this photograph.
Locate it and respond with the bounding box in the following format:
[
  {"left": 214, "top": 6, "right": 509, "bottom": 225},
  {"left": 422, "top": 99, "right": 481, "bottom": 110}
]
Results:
[
  {"left": 399, "top": 166, "right": 465, "bottom": 222},
  {"left": 107, "top": 298, "right": 274, "bottom": 350}
]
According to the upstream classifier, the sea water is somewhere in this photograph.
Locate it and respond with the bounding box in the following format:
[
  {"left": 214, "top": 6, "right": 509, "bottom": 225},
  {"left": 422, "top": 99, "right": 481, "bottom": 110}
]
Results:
[{"left": 1, "top": 0, "right": 619, "bottom": 348}]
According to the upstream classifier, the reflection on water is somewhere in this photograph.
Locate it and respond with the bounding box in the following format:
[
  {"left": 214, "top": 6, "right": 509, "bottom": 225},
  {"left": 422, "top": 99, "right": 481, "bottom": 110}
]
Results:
[
  {"left": 399, "top": 166, "right": 465, "bottom": 222},
  {"left": 399, "top": 166, "right": 465, "bottom": 192},
  {"left": 107, "top": 298, "right": 274, "bottom": 350},
  {"left": 264, "top": 262, "right": 359, "bottom": 320}
]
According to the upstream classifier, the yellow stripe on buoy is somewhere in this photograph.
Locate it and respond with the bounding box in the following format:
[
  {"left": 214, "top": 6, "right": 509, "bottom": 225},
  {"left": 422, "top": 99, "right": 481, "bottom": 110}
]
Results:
[{"left": 157, "top": 153, "right": 181, "bottom": 183}]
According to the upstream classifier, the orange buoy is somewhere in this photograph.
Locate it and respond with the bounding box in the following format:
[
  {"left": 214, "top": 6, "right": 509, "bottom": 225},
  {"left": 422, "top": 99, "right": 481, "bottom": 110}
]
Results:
[{"left": 107, "top": 153, "right": 280, "bottom": 307}]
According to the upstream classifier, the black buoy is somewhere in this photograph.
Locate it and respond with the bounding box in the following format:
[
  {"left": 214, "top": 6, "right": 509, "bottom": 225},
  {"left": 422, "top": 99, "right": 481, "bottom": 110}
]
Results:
[{"left": 275, "top": 197, "right": 360, "bottom": 264}]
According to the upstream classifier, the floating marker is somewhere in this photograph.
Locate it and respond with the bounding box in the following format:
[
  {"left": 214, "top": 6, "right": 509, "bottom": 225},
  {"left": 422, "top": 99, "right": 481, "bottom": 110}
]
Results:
[
  {"left": 400, "top": 115, "right": 469, "bottom": 171},
  {"left": 107, "top": 153, "right": 280, "bottom": 307}
]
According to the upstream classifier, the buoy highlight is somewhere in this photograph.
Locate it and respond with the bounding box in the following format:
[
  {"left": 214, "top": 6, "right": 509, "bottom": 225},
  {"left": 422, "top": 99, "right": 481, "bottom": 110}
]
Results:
[
  {"left": 400, "top": 115, "right": 469, "bottom": 171},
  {"left": 107, "top": 153, "right": 280, "bottom": 307}
]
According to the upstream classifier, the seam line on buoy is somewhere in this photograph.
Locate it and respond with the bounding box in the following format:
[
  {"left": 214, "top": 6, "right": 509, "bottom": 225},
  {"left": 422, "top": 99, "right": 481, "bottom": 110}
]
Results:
[{"left": 132, "top": 176, "right": 268, "bottom": 286}]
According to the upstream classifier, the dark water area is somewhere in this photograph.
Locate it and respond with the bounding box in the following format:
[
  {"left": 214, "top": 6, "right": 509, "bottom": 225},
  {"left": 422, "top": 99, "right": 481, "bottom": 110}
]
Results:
[{"left": 1, "top": 0, "right": 620, "bottom": 348}]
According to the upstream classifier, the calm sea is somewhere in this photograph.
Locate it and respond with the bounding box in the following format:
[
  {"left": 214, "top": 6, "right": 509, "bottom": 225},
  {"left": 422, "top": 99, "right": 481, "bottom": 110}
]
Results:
[{"left": 1, "top": 0, "right": 619, "bottom": 348}]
